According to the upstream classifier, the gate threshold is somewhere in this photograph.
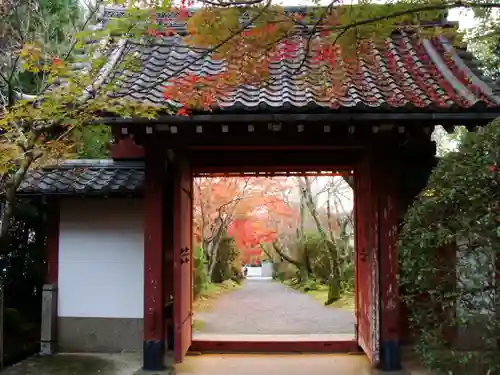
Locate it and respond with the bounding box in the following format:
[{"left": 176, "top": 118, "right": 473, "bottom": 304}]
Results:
[{"left": 190, "top": 334, "right": 359, "bottom": 354}]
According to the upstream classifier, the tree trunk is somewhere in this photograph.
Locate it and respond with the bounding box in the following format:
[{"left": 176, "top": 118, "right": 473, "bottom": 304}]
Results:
[
  {"left": 298, "top": 193, "right": 305, "bottom": 239},
  {"left": 297, "top": 177, "right": 342, "bottom": 302},
  {"left": 271, "top": 240, "right": 309, "bottom": 283},
  {"left": 344, "top": 176, "right": 354, "bottom": 190},
  {"left": 259, "top": 243, "right": 273, "bottom": 261},
  {"left": 0, "top": 129, "right": 42, "bottom": 246},
  {"left": 325, "top": 241, "right": 342, "bottom": 304},
  {"left": 202, "top": 215, "right": 225, "bottom": 280},
  {"left": 326, "top": 190, "right": 344, "bottom": 280},
  {"left": 208, "top": 234, "right": 224, "bottom": 282}
]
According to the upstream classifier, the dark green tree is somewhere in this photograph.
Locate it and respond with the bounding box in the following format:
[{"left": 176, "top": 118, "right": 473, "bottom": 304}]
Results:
[
  {"left": 467, "top": 14, "right": 500, "bottom": 80},
  {"left": 0, "top": 0, "right": 84, "bottom": 103}
]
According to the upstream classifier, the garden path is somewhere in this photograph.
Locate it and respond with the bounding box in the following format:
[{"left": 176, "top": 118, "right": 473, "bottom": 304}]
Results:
[{"left": 193, "top": 278, "right": 355, "bottom": 336}]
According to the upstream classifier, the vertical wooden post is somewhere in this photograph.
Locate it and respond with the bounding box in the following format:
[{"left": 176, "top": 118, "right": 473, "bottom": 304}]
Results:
[
  {"left": 376, "top": 154, "right": 401, "bottom": 371},
  {"left": 352, "top": 176, "right": 359, "bottom": 345},
  {"left": 355, "top": 150, "right": 380, "bottom": 367},
  {"left": 40, "top": 284, "right": 58, "bottom": 355},
  {"left": 46, "top": 199, "right": 59, "bottom": 286},
  {"left": 40, "top": 198, "right": 59, "bottom": 355},
  {"left": 172, "top": 153, "right": 193, "bottom": 364},
  {"left": 143, "top": 142, "right": 165, "bottom": 371},
  {"left": 164, "top": 162, "right": 175, "bottom": 354}
]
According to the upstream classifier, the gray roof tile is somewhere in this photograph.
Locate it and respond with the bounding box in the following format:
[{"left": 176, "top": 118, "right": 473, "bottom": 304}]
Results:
[
  {"left": 18, "top": 160, "right": 145, "bottom": 196},
  {"left": 104, "top": 32, "right": 500, "bottom": 112}
]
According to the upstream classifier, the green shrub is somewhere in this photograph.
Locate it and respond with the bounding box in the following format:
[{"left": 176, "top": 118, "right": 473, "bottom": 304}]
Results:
[
  {"left": 193, "top": 246, "right": 208, "bottom": 299},
  {"left": 340, "top": 262, "right": 354, "bottom": 292},
  {"left": 273, "top": 261, "right": 294, "bottom": 281},
  {"left": 300, "top": 233, "right": 331, "bottom": 282},
  {"left": 211, "top": 236, "right": 243, "bottom": 283},
  {"left": 301, "top": 278, "right": 319, "bottom": 292},
  {"left": 295, "top": 233, "right": 354, "bottom": 289}
]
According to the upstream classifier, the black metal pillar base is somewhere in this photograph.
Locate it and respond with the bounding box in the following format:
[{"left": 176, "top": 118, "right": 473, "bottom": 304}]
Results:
[
  {"left": 143, "top": 341, "right": 164, "bottom": 372},
  {"left": 379, "top": 340, "right": 402, "bottom": 372}
]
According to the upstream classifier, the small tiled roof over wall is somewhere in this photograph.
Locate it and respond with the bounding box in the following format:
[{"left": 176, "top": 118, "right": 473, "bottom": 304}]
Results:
[{"left": 18, "top": 160, "right": 144, "bottom": 196}]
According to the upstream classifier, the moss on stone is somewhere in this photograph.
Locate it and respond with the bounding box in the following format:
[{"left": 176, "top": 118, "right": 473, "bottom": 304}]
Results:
[{"left": 2, "top": 354, "right": 115, "bottom": 375}]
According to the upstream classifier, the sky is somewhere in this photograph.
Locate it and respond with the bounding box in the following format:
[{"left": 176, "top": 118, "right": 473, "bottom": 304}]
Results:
[
  {"left": 276, "top": 0, "right": 481, "bottom": 31},
  {"left": 285, "top": 176, "right": 354, "bottom": 213}
]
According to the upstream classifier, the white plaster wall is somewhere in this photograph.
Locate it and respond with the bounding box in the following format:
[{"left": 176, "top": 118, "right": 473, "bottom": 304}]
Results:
[
  {"left": 261, "top": 261, "right": 273, "bottom": 278},
  {"left": 246, "top": 266, "right": 262, "bottom": 278},
  {"left": 58, "top": 198, "right": 144, "bottom": 319},
  {"left": 456, "top": 238, "right": 495, "bottom": 317}
]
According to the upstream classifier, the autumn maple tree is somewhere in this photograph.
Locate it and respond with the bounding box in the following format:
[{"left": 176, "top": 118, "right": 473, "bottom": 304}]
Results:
[
  {"left": 2, "top": 0, "right": 500, "bottom": 243},
  {"left": 227, "top": 219, "right": 275, "bottom": 264},
  {"left": 227, "top": 194, "right": 297, "bottom": 264},
  {"left": 193, "top": 176, "right": 292, "bottom": 279}
]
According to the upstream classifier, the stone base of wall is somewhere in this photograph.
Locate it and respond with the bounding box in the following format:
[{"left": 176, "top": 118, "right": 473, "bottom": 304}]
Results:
[{"left": 58, "top": 317, "right": 143, "bottom": 352}]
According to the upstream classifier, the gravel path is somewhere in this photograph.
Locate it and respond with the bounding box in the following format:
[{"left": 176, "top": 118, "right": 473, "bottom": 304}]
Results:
[{"left": 194, "top": 279, "right": 355, "bottom": 335}]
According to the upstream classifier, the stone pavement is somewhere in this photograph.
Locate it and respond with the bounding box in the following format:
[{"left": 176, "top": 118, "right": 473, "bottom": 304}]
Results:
[
  {"left": 194, "top": 278, "right": 356, "bottom": 335},
  {"left": 1, "top": 353, "right": 425, "bottom": 375}
]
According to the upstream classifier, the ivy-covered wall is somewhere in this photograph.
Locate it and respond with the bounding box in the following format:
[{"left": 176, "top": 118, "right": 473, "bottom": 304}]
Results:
[{"left": 398, "top": 120, "right": 500, "bottom": 375}]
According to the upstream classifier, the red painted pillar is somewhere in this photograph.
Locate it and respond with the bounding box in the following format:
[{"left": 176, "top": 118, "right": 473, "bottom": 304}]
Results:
[
  {"left": 46, "top": 198, "right": 60, "bottom": 285},
  {"left": 376, "top": 156, "right": 401, "bottom": 371},
  {"left": 164, "top": 162, "right": 175, "bottom": 352},
  {"left": 143, "top": 145, "right": 165, "bottom": 371}
]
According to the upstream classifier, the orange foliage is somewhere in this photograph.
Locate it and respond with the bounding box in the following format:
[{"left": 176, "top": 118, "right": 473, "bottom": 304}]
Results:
[
  {"left": 193, "top": 177, "right": 297, "bottom": 263},
  {"left": 227, "top": 218, "right": 275, "bottom": 264},
  {"left": 159, "top": 5, "right": 353, "bottom": 113}
]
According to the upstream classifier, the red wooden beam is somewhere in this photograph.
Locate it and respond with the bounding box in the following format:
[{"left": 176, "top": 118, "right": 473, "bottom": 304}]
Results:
[
  {"left": 190, "top": 340, "right": 359, "bottom": 354},
  {"left": 189, "top": 145, "right": 363, "bottom": 151},
  {"left": 46, "top": 198, "right": 59, "bottom": 285},
  {"left": 143, "top": 145, "right": 165, "bottom": 371},
  {"left": 192, "top": 165, "right": 354, "bottom": 176}
]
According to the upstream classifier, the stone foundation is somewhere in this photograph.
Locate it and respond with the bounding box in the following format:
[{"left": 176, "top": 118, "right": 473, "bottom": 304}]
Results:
[{"left": 58, "top": 317, "right": 143, "bottom": 352}]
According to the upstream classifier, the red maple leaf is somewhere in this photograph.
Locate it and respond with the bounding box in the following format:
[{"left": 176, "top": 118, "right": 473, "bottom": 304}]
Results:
[
  {"left": 51, "top": 57, "right": 62, "bottom": 66},
  {"left": 176, "top": 107, "right": 188, "bottom": 116}
]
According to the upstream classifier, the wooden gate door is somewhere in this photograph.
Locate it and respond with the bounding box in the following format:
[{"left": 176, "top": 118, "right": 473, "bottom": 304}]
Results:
[
  {"left": 355, "top": 152, "right": 380, "bottom": 367},
  {"left": 173, "top": 155, "right": 193, "bottom": 363}
]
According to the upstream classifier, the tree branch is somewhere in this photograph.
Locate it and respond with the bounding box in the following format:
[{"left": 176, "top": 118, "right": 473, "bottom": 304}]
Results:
[{"left": 271, "top": 240, "right": 299, "bottom": 267}]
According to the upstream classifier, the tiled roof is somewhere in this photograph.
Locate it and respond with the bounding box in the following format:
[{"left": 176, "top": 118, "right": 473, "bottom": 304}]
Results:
[
  {"left": 97, "top": 6, "right": 500, "bottom": 114},
  {"left": 18, "top": 160, "right": 144, "bottom": 196}
]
